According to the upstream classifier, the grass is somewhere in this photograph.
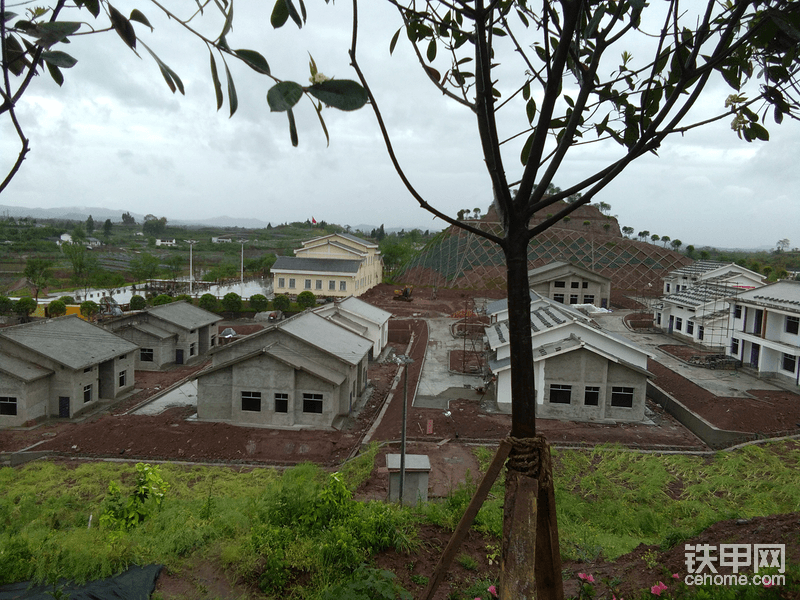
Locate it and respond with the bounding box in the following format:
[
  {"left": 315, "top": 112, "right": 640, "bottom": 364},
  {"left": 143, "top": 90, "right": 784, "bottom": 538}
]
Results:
[{"left": 0, "top": 441, "right": 798, "bottom": 597}]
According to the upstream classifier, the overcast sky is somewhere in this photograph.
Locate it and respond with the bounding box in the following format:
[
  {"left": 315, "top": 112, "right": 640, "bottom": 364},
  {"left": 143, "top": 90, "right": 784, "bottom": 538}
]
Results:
[{"left": 1, "top": 1, "right": 797, "bottom": 250}]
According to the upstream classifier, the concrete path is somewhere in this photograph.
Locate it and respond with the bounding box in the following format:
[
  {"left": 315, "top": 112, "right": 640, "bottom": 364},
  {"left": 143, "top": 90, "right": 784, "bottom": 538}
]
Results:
[
  {"left": 593, "top": 311, "right": 785, "bottom": 398},
  {"left": 414, "top": 317, "right": 485, "bottom": 409}
]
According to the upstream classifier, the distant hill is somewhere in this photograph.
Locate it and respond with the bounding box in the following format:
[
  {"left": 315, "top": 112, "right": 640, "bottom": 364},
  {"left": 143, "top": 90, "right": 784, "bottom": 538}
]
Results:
[{"left": 0, "top": 205, "right": 272, "bottom": 229}]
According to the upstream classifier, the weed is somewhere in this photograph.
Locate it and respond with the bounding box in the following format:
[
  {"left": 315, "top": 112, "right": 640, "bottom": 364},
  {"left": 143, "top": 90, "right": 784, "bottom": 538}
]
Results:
[
  {"left": 457, "top": 553, "right": 478, "bottom": 570},
  {"left": 410, "top": 574, "right": 429, "bottom": 586},
  {"left": 642, "top": 549, "right": 660, "bottom": 570},
  {"left": 486, "top": 543, "right": 501, "bottom": 566}
]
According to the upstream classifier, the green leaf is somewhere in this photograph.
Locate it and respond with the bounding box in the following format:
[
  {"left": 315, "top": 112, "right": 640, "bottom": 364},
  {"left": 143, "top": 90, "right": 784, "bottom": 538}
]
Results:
[
  {"left": 28, "top": 21, "right": 82, "bottom": 46},
  {"left": 129, "top": 10, "right": 153, "bottom": 31},
  {"left": 75, "top": 0, "right": 99, "bottom": 18},
  {"left": 2, "top": 11, "right": 17, "bottom": 23},
  {"left": 749, "top": 123, "right": 769, "bottom": 141},
  {"left": 313, "top": 101, "right": 330, "bottom": 146},
  {"left": 389, "top": 28, "right": 401, "bottom": 55},
  {"left": 426, "top": 38, "right": 436, "bottom": 62},
  {"left": 585, "top": 7, "right": 605, "bottom": 38},
  {"left": 285, "top": 0, "right": 302, "bottom": 28},
  {"left": 267, "top": 81, "right": 303, "bottom": 112},
  {"left": 288, "top": 109, "right": 299, "bottom": 147},
  {"left": 46, "top": 61, "right": 63, "bottom": 86},
  {"left": 223, "top": 58, "right": 238, "bottom": 117},
  {"left": 520, "top": 131, "right": 535, "bottom": 165},
  {"left": 526, "top": 98, "right": 536, "bottom": 124},
  {"left": 109, "top": 4, "right": 136, "bottom": 50},
  {"left": 209, "top": 49, "right": 223, "bottom": 110},
  {"left": 219, "top": 2, "right": 233, "bottom": 39},
  {"left": 307, "top": 79, "right": 367, "bottom": 111},
  {"left": 4, "top": 35, "right": 28, "bottom": 76},
  {"left": 234, "top": 49, "right": 270, "bottom": 75},
  {"left": 42, "top": 50, "right": 77, "bottom": 68},
  {"left": 271, "top": 0, "right": 289, "bottom": 28},
  {"left": 142, "top": 42, "right": 184, "bottom": 94}
]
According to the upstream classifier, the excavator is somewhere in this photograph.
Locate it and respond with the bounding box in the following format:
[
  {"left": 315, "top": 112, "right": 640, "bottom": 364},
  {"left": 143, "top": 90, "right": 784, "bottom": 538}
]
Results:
[{"left": 393, "top": 285, "right": 413, "bottom": 302}]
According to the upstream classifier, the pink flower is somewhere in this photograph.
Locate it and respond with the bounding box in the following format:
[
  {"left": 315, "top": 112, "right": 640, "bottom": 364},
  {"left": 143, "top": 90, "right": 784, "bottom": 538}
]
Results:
[
  {"left": 488, "top": 584, "right": 498, "bottom": 597},
  {"left": 763, "top": 582, "right": 773, "bottom": 588},
  {"left": 651, "top": 582, "right": 668, "bottom": 596},
  {"left": 578, "top": 573, "right": 595, "bottom": 583},
  {"left": 672, "top": 573, "right": 680, "bottom": 579}
]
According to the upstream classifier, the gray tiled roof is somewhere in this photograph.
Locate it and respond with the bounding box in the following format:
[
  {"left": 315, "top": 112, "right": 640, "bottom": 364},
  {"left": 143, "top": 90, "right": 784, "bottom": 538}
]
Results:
[
  {"left": 662, "top": 282, "right": 741, "bottom": 307},
  {"left": 146, "top": 301, "right": 222, "bottom": 330},
  {"left": 666, "top": 260, "right": 727, "bottom": 279},
  {"left": 280, "top": 312, "right": 371, "bottom": 365},
  {"left": 0, "top": 315, "right": 138, "bottom": 370},
  {"left": 272, "top": 256, "right": 361, "bottom": 274},
  {"left": 0, "top": 351, "right": 53, "bottom": 381},
  {"left": 338, "top": 296, "right": 391, "bottom": 325},
  {"left": 735, "top": 280, "right": 800, "bottom": 312},
  {"left": 129, "top": 321, "right": 176, "bottom": 340}
]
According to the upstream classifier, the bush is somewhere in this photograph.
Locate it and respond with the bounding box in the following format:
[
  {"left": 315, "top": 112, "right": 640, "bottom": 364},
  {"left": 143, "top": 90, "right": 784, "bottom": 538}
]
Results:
[
  {"left": 221, "top": 292, "right": 242, "bottom": 312},
  {"left": 58, "top": 295, "right": 75, "bottom": 305},
  {"left": 48, "top": 299, "right": 66, "bottom": 317},
  {"left": 14, "top": 297, "right": 37, "bottom": 317},
  {"left": 0, "top": 295, "right": 14, "bottom": 315},
  {"left": 198, "top": 293, "right": 219, "bottom": 312},
  {"left": 250, "top": 294, "right": 269, "bottom": 312},
  {"left": 174, "top": 294, "right": 192, "bottom": 303},
  {"left": 297, "top": 291, "right": 316, "bottom": 309},
  {"left": 80, "top": 300, "right": 99, "bottom": 319},
  {"left": 273, "top": 294, "right": 290, "bottom": 312},
  {"left": 151, "top": 294, "right": 174, "bottom": 306},
  {"left": 129, "top": 295, "right": 146, "bottom": 310}
]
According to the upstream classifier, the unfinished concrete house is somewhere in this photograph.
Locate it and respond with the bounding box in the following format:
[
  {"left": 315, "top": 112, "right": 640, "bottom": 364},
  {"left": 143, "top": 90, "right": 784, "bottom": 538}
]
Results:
[
  {"left": 103, "top": 301, "right": 222, "bottom": 370},
  {"left": 527, "top": 261, "right": 612, "bottom": 308},
  {"left": 0, "top": 316, "right": 137, "bottom": 426},
  {"left": 196, "top": 311, "right": 372, "bottom": 429},
  {"left": 312, "top": 295, "right": 392, "bottom": 358},
  {"left": 485, "top": 293, "right": 652, "bottom": 422}
]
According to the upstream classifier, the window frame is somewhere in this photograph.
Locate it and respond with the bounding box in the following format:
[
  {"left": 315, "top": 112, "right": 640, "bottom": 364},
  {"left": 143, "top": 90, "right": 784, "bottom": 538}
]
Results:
[
  {"left": 83, "top": 384, "right": 92, "bottom": 403},
  {"left": 278, "top": 277, "right": 285, "bottom": 288},
  {"left": 241, "top": 391, "right": 262, "bottom": 412},
  {"left": 119, "top": 370, "right": 126, "bottom": 388},
  {"left": 610, "top": 386, "right": 634, "bottom": 408},
  {"left": 548, "top": 384, "right": 572, "bottom": 404},
  {"left": 781, "top": 353, "right": 797, "bottom": 373},
  {"left": 786, "top": 316, "right": 800, "bottom": 335},
  {"left": 140, "top": 348, "right": 154, "bottom": 362},
  {"left": 553, "top": 293, "right": 565, "bottom": 303},
  {"left": 329, "top": 280, "right": 336, "bottom": 291},
  {"left": 274, "top": 393, "right": 288, "bottom": 413},
  {"left": 302, "top": 393, "right": 324, "bottom": 413},
  {"left": 0, "top": 396, "right": 17, "bottom": 416},
  {"left": 584, "top": 386, "right": 600, "bottom": 406}
]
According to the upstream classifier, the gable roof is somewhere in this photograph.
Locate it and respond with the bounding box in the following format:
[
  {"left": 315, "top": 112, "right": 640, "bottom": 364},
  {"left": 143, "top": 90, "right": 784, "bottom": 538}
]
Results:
[
  {"left": 660, "top": 282, "right": 743, "bottom": 308},
  {"left": 733, "top": 280, "right": 800, "bottom": 313},
  {"left": 527, "top": 260, "right": 611, "bottom": 284},
  {"left": 145, "top": 301, "right": 222, "bottom": 330},
  {"left": 272, "top": 256, "right": 361, "bottom": 274},
  {"left": 279, "top": 312, "right": 372, "bottom": 365},
  {"left": 0, "top": 315, "right": 138, "bottom": 370},
  {"left": 330, "top": 296, "right": 392, "bottom": 326},
  {"left": 0, "top": 351, "right": 53, "bottom": 382},
  {"left": 303, "top": 232, "right": 377, "bottom": 250}
]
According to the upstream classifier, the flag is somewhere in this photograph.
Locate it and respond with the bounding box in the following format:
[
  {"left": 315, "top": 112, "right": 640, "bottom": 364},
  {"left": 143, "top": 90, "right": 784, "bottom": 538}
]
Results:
[{"left": 312, "top": 217, "right": 317, "bottom": 224}]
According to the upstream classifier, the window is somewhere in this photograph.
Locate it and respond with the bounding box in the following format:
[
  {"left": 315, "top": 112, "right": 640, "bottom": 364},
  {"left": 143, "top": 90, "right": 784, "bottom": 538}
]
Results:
[
  {"left": 569, "top": 294, "right": 579, "bottom": 304},
  {"left": 698, "top": 326, "right": 704, "bottom": 341},
  {"left": 734, "top": 304, "right": 742, "bottom": 319},
  {"left": 554, "top": 281, "right": 566, "bottom": 288},
  {"left": 582, "top": 281, "right": 589, "bottom": 289},
  {"left": 549, "top": 384, "right": 572, "bottom": 404},
  {"left": 339, "top": 281, "right": 347, "bottom": 292},
  {"left": 570, "top": 281, "right": 579, "bottom": 289},
  {"left": 786, "top": 316, "right": 800, "bottom": 335},
  {"left": 316, "top": 279, "right": 322, "bottom": 290},
  {"left": 305, "top": 279, "right": 312, "bottom": 289},
  {"left": 329, "top": 280, "right": 336, "bottom": 291},
  {"left": 120, "top": 354, "right": 127, "bottom": 360},
  {"left": 119, "top": 371, "right": 126, "bottom": 388},
  {"left": 583, "top": 295, "right": 595, "bottom": 304},
  {"left": 782, "top": 353, "right": 797, "bottom": 373},
  {"left": 289, "top": 278, "right": 296, "bottom": 289},
  {"left": 584, "top": 387, "right": 600, "bottom": 406},
  {"left": 278, "top": 277, "right": 285, "bottom": 288},
  {"left": 665, "top": 283, "right": 671, "bottom": 293},
  {"left": 610, "top": 387, "right": 634, "bottom": 408},
  {"left": 140, "top": 348, "right": 154, "bottom": 362},
  {"left": 686, "top": 321, "right": 694, "bottom": 335},
  {"left": 84, "top": 367, "right": 92, "bottom": 373},
  {"left": 83, "top": 384, "right": 92, "bottom": 403},
  {"left": 0, "top": 397, "right": 17, "bottom": 416},
  {"left": 553, "top": 294, "right": 565, "bottom": 303},
  {"left": 675, "top": 317, "right": 683, "bottom": 331},
  {"left": 241, "top": 391, "right": 262, "bottom": 412},
  {"left": 731, "top": 338, "right": 740, "bottom": 356},
  {"left": 274, "top": 393, "right": 288, "bottom": 413},
  {"left": 190, "top": 342, "right": 196, "bottom": 356},
  {"left": 303, "top": 393, "right": 323, "bottom": 413},
  {"left": 211, "top": 334, "right": 217, "bottom": 347}
]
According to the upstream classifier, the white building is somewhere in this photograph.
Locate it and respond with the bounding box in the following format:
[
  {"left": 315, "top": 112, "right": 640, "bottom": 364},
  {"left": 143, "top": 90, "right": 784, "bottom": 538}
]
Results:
[
  {"left": 312, "top": 296, "right": 392, "bottom": 359},
  {"left": 728, "top": 280, "right": 800, "bottom": 387}
]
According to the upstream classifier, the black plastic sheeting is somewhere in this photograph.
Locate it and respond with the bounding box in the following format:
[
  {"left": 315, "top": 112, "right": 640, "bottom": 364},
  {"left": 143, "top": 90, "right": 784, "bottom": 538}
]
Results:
[{"left": 0, "top": 565, "right": 162, "bottom": 600}]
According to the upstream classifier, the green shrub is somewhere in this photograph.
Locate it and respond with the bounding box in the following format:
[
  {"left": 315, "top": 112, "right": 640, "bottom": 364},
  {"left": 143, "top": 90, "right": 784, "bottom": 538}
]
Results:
[
  {"left": 48, "top": 299, "right": 66, "bottom": 317},
  {"left": 273, "top": 294, "right": 290, "bottom": 312},
  {"left": 129, "top": 295, "right": 146, "bottom": 310},
  {"left": 57, "top": 295, "right": 75, "bottom": 305},
  {"left": 297, "top": 290, "right": 316, "bottom": 309},
  {"left": 100, "top": 463, "right": 170, "bottom": 532},
  {"left": 318, "top": 565, "right": 412, "bottom": 600},
  {"left": 0, "top": 295, "right": 12, "bottom": 315},
  {"left": 79, "top": 300, "right": 99, "bottom": 319},
  {"left": 13, "top": 296, "right": 37, "bottom": 317},
  {"left": 151, "top": 294, "right": 173, "bottom": 306},
  {"left": 198, "top": 293, "right": 218, "bottom": 312},
  {"left": 221, "top": 292, "right": 242, "bottom": 312},
  {"left": 250, "top": 293, "right": 269, "bottom": 312}
]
